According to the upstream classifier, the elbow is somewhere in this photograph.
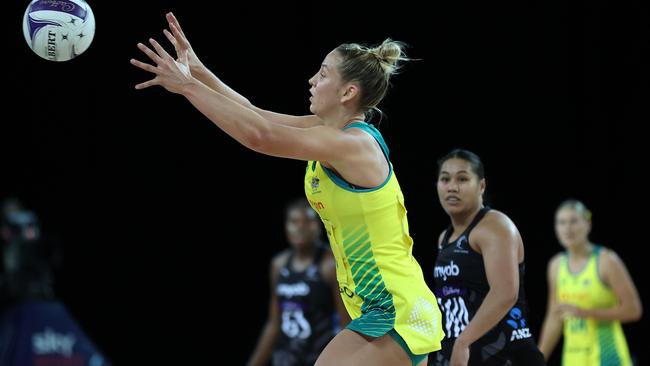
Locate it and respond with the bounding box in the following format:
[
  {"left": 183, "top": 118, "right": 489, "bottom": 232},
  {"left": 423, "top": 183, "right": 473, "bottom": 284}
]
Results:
[
  {"left": 245, "top": 129, "right": 265, "bottom": 151},
  {"left": 243, "top": 124, "right": 271, "bottom": 152},
  {"left": 500, "top": 287, "right": 519, "bottom": 309},
  {"left": 618, "top": 301, "right": 643, "bottom": 323},
  {"left": 629, "top": 303, "right": 643, "bottom": 322}
]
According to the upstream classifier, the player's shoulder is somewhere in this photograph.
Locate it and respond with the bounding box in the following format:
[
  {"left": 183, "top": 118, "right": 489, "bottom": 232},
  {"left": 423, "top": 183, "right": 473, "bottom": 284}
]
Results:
[
  {"left": 548, "top": 252, "right": 564, "bottom": 268},
  {"left": 437, "top": 230, "right": 446, "bottom": 248},
  {"left": 596, "top": 246, "right": 623, "bottom": 268},
  {"left": 481, "top": 209, "right": 515, "bottom": 228},
  {"left": 272, "top": 249, "right": 292, "bottom": 269},
  {"left": 318, "top": 245, "right": 335, "bottom": 266},
  {"left": 473, "top": 209, "right": 519, "bottom": 239}
]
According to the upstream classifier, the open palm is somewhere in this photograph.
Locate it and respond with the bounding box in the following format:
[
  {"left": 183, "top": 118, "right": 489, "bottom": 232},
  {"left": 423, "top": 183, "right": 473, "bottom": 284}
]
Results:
[
  {"left": 130, "top": 37, "right": 192, "bottom": 94},
  {"left": 163, "top": 12, "right": 204, "bottom": 74}
]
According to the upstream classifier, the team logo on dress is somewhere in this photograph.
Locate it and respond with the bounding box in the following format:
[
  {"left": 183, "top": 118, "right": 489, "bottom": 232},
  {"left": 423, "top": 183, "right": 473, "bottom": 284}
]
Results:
[
  {"left": 339, "top": 286, "right": 354, "bottom": 298},
  {"left": 507, "top": 307, "right": 532, "bottom": 341},
  {"left": 311, "top": 177, "right": 320, "bottom": 190},
  {"left": 454, "top": 235, "right": 469, "bottom": 254},
  {"left": 305, "top": 265, "right": 319, "bottom": 280},
  {"left": 277, "top": 282, "right": 310, "bottom": 298},
  {"left": 434, "top": 260, "right": 460, "bottom": 281}
]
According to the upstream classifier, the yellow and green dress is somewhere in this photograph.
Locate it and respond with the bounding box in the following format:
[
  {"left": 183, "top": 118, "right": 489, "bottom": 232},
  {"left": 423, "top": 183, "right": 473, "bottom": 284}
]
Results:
[
  {"left": 557, "top": 245, "right": 633, "bottom": 366},
  {"left": 304, "top": 122, "right": 444, "bottom": 358}
]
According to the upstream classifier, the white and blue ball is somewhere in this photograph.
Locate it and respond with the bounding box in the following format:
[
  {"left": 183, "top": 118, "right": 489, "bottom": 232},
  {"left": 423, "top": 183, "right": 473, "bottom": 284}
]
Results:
[{"left": 22, "top": 0, "right": 96, "bottom": 62}]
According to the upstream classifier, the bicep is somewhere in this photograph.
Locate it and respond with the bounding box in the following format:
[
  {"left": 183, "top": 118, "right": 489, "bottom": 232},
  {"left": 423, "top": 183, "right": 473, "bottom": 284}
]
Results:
[
  {"left": 477, "top": 225, "right": 519, "bottom": 293},
  {"left": 268, "top": 262, "right": 281, "bottom": 325},
  {"left": 602, "top": 252, "right": 641, "bottom": 306},
  {"left": 322, "top": 257, "right": 350, "bottom": 322},
  {"left": 546, "top": 257, "right": 560, "bottom": 310},
  {"left": 253, "top": 108, "right": 322, "bottom": 128},
  {"left": 258, "top": 124, "right": 368, "bottom": 162}
]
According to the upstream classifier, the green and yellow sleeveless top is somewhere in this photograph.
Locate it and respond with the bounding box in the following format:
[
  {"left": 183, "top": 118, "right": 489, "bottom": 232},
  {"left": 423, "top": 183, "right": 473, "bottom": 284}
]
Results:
[
  {"left": 557, "top": 246, "right": 632, "bottom": 366},
  {"left": 304, "top": 122, "right": 443, "bottom": 355}
]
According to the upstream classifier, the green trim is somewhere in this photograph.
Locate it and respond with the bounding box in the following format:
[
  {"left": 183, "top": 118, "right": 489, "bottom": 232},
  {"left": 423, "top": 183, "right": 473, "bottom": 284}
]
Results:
[
  {"left": 344, "top": 231, "right": 370, "bottom": 256},
  {"left": 388, "top": 329, "right": 427, "bottom": 366},
  {"left": 356, "top": 272, "right": 382, "bottom": 296},
  {"left": 593, "top": 245, "right": 608, "bottom": 286},
  {"left": 563, "top": 251, "right": 591, "bottom": 277},
  {"left": 340, "top": 224, "right": 396, "bottom": 338},
  {"left": 598, "top": 322, "right": 623, "bottom": 366},
  {"left": 351, "top": 258, "right": 375, "bottom": 280},
  {"left": 343, "top": 122, "right": 390, "bottom": 158},
  {"left": 321, "top": 121, "right": 393, "bottom": 193}
]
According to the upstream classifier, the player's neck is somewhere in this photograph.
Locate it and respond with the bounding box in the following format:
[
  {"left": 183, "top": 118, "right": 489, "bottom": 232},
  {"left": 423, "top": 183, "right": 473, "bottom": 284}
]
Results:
[
  {"left": 567, "top": 241, "right": 593, "bottom": 258},
  {"left": 341, "top": 114, "right": 366, "bottom": 129},
  {"left": 294, "top": 245, "right": 317, "bottom": 261},
  {"left": 450, "top": 205, "right": 483, "bottom": 232}
]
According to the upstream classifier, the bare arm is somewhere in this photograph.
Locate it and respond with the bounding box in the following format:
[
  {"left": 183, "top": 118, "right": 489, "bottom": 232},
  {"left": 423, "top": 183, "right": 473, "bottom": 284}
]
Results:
[
  {"left": 131, "top": 41, "right": 376, "bottom": 163},
  {"left": 538, "top": 254, "right": 564, "bottom": 361},
  {"left": 164, "top": 12, "right": 322, "bottom": 128},
  {"left": 190, "top": 66, "right": 321, "bottom": 128},
  {"left": 247, "top": 255, "right": 284, "bottom": 366},
  {"left": 576, "top": 249, "right": 643, "bottom": 322},
  {"left": 451, "top": 212, "right": 520, "bottom": 365},
  {"left": 321, "top": 252, "right": 351, "bottom": 329}
]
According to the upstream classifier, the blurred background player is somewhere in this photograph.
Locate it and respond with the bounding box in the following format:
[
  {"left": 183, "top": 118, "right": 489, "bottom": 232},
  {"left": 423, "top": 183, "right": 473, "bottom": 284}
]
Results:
[
  {"left": 0, "top": 197, "right": 111, "bottom": 366},
  {"left": 247, "top": 198, "right": 350, "bottom": 366},
  {"left": 538, "top": 199, "right": 643, "bottom": 365}
]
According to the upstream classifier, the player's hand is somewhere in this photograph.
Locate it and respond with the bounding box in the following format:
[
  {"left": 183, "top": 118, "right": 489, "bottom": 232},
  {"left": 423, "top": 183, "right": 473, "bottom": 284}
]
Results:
[
  {"left": 163, "top": 12, "right": 204, "bottom": 74},
  {"left": 556, "top": 303, "right": 586, "bottom": 318},
  {"left": 449, "top": 338, "right": 470, "bottom": 366},
  {"left": 131, "top": 37, "right": 193, "bottom": 95}
]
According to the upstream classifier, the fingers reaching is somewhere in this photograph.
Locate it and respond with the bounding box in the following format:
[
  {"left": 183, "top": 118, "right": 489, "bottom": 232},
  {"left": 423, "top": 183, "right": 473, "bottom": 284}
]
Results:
[
  {"left": 148, "top": 38, "right": 173, "bottom": 61},
  {"left": 137, "top": 42, "right": 163, "bottom": 64},
  {"left": 163, "top": 29, "right": 178, "bottom": 50},
  {"left": 168, "top": 22, "right": 189, "bottom": 49},
  {"left": 134, "top": 79, "right": 159, "bottom": 90},
  {"left": 166, "top": 12, "right": 187, "bottom": 38},
  {"left": 131, "top": 13, "right": 191, "bottom": 92},
  {"left": 130, "top": 58, "right": 158, "bottom": 90},
  {"left": 130, "top": 58, "right": 157, "bottom": 73}
]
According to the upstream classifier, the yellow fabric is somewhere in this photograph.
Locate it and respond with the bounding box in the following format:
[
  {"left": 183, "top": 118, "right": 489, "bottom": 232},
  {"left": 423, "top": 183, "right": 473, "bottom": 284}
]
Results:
[
  {"left": 303, "top": 123, "right": 443, "bottom": 355},
  {"left": 557, "top": 247, "right": 632, "bottom": 366}
]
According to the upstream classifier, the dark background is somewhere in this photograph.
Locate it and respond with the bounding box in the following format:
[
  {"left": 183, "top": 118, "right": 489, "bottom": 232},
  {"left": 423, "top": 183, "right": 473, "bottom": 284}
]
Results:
[{"left": 6, "top": 0, "right": 648, "bottom": 365}]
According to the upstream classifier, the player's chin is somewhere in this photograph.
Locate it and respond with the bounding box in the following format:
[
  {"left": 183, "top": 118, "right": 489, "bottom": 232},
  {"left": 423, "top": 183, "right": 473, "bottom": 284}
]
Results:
[{"left": 443, "top": 203, "right": 464, "bottom": 216}]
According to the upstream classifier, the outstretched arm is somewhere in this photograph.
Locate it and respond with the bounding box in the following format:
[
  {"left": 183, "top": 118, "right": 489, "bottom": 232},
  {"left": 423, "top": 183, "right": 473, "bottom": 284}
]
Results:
[
  {"left": 538, "top": 255, "right": 563, "bottom": 361},
  {"left": 164, "top": 12, "right": 321, "bottom": 128},
  {"left": 130, "top": 39, "right": 371, "bottom": 163}
]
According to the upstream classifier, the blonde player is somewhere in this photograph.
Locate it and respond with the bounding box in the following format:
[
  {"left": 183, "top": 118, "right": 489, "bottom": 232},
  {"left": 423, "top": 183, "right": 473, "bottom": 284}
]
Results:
[
  {"left": 131, "top": 12, "right": 443, "bottom": 366},
  {"left": 538, "top": 200, "right": 642, "bottom": 365}
]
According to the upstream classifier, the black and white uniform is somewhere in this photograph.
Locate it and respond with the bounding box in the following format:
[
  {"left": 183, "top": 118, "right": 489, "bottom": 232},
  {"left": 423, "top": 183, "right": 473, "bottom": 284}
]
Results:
[
  {"left": 430, "top": 207, "right": 545, "bottom": 366},
  {"left": 273, "top": 247, "right": 336, "bottom": 366}
]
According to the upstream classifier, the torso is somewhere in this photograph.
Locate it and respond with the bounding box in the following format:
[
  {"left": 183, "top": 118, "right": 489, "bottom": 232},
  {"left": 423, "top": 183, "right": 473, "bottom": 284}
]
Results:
[
  {"left": 304, "top": 121, "right": 444, "bottom": 356},
  {"left": 557, "top": 246, "right": 632, "bottom": 366},
  {"left": 273, "top": 246, "right": 336, "bottom": 366},
  {"left": 432, "top": 207, "right": 539, "bottom": 365}
]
